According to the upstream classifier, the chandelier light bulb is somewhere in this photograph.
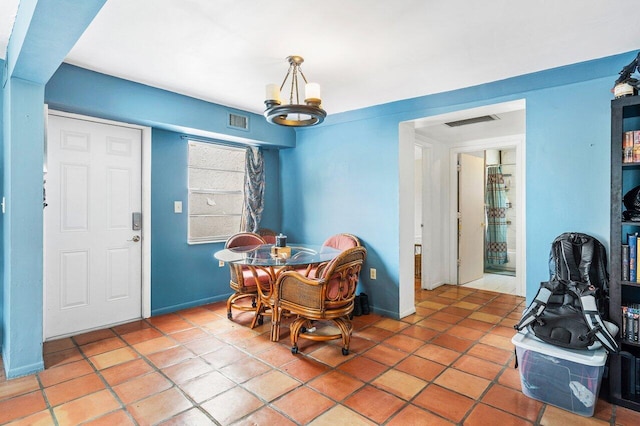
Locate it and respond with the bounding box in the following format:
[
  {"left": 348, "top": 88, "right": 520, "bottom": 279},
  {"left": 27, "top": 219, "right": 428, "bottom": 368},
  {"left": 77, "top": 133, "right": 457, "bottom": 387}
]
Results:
[
  {"left": 265, "top": 83, "right": 281, "bottom": 103},
  {"left": 304, "top": 83, "right": 321, "bottom": 105}
]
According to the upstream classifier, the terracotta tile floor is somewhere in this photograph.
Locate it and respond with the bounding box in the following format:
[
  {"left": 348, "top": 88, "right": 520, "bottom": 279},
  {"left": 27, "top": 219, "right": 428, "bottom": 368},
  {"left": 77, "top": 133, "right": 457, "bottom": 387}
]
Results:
[{"left": 2, "top": 284, "right": 640, "bottom": 425}]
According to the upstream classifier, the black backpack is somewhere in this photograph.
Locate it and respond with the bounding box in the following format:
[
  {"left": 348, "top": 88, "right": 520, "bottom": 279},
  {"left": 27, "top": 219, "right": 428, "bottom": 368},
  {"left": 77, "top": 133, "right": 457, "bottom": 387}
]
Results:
[{"left": 515, "top": 232, "right": 619, "bottom": 353}]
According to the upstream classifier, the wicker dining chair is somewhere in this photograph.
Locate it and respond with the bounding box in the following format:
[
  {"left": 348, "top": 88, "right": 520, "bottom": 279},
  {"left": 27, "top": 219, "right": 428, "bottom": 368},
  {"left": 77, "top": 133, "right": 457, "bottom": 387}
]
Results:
[
  {"left": 302, "top": 233, "right": 362, "bottom": 278},
  {"left": 225, "top": 232, "right": 270, "bottom": 320},
  {"left": 256, "top": 228, "right": 278, "bottom": 244},
  {"left": 275, "top": 246, "right": 367, "bottom": 355}
]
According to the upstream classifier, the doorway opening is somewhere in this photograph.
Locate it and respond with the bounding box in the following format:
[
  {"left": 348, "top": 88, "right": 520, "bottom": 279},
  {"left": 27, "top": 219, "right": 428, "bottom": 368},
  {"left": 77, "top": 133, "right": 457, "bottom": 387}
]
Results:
[
  {"left": 402, "top": 99, "right": 525, "bottom": 316},
  {"left": 456, "top": 148, "right": 518, "bottom": 295},
  {"left": 482, "top": 149, "right": 517, "bottom": 278}
]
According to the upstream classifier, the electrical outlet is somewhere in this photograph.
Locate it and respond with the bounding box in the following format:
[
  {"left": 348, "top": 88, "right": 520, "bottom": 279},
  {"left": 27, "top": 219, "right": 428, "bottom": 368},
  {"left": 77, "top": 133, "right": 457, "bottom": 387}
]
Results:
[
  {"left": 174, "top": 201, "right": 182, "bottom": 213},
  {"left": 219, "top": 260, "right": 225, "bottom": 267},
  {"left": 370, "top": 268, "right": 377, "bottom": 280}
]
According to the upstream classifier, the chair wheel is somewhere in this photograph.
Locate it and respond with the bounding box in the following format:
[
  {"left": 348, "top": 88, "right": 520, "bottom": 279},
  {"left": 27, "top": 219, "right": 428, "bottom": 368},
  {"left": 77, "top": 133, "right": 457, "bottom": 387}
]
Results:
[
  {"left": 227, "top": 312, "right": 232, "bottom": 319},
  {"left": 342, "top": 348, "right": 349, "bottom": 356},
  {"left": 291, "top": 346, "right": 299, "bottom": 354}
]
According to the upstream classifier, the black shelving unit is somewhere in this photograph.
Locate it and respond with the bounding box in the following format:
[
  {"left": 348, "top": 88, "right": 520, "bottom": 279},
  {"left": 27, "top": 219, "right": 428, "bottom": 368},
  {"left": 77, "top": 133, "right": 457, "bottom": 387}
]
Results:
[{"left": 610, "top": 95, "right": 640, "bottom": 411}]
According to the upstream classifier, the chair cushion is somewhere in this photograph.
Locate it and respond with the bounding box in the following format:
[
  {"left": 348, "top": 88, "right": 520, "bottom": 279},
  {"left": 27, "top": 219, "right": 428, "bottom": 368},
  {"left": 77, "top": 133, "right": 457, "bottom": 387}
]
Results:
[
  {"left": 323, "top": 234, "right": 358, "bottom": 251},
  {"left": 241, "top": 268, "right": 271, "bottom": 287},
  {"left": 326, "top": 269, "right": 359, "bottom": 300},
  {"left": 228, "top": 234, "right": 264, "bottom": 247}
]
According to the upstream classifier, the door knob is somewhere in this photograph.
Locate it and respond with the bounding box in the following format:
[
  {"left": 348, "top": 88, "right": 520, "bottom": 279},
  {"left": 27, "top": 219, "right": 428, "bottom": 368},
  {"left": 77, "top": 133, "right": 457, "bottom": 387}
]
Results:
[{"left": 128, "top": 235, "right": 141, "bottom": 242}]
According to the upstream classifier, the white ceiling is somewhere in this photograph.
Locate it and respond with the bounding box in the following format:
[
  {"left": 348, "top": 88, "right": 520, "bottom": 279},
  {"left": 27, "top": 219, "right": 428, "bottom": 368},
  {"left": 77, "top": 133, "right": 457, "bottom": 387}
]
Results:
[
  {"left": 416, "top": 108, "right": 526, "bottom": 143},
  {"left": 1, "top": 0, "right": 639, "bottom": 118},
  {"left": 0, "top": 0, "right": 18, "bottom": 58}
]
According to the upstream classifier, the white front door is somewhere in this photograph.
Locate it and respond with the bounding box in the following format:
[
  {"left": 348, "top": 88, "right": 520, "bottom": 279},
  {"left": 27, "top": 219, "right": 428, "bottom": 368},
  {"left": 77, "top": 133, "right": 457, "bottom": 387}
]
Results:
[
  {"left": 457, "top": 153, "right": 485, "bottom": 284},
  {"left": 44, "top": 115, "right": 143, "bottom": 339}
]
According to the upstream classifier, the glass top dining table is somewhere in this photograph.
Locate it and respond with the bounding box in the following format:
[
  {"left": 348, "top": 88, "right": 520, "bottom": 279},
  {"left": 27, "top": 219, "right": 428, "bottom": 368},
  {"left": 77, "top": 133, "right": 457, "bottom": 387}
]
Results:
[
  {"left": 213, "top": 243, "right": 342, "bottom": 267},
  {"left": 214, "top": 243, "right": 343, "bottom": 341}
]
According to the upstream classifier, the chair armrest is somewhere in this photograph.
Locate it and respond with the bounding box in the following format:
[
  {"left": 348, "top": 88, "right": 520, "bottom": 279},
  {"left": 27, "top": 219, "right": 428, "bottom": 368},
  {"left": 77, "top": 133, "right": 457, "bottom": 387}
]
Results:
[
  {"left": 277, "top": 270, "right": 325, "bottom": 309},
  {"left": 314, "top": 261, "right": 329, "bottom": 278}
]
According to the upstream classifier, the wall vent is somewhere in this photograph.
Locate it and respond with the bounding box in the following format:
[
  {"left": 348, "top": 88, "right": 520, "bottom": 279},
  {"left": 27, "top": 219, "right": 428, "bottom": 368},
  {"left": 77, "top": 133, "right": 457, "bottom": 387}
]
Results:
[
  {"left": 228, "top": 113, "right": 249, "bottom": 131},
  {"left": 444, "top": 114, "right": 499, "bottom": 127}
]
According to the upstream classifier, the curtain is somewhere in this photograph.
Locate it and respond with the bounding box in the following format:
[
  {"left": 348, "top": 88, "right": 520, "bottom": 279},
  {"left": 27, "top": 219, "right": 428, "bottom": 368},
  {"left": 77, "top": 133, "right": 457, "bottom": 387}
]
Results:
[
  {"left": 485, "top": 166, "right": 508, "bottom": 265},
  {"left": 241, "top": 147, "right": 265, "bottom": 233}
]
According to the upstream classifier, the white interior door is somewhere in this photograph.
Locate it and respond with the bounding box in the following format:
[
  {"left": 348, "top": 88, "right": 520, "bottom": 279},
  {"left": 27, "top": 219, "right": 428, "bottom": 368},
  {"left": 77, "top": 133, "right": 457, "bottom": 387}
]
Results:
[
  {"left": 44, "top": 115, "right": 142, "bottom": 339},
  {"left": 458, "top": 153, "right": 485, "bottom": 284}
]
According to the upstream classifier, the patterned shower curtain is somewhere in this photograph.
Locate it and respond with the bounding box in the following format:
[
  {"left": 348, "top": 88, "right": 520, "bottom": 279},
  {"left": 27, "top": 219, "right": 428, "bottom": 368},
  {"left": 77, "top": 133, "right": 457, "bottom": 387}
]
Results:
[
  {"left": 485, "top": 166, "right": 508, "bottom": 265},
  {"left": 241, "top": 147, "right": 265, "bottom": 233}
]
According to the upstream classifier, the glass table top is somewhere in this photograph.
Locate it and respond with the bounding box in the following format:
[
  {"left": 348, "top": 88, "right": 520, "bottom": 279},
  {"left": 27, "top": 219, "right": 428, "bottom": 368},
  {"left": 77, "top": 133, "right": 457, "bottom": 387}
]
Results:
[{"left": 214, "top": 244, "right": 341, "bottom": 267}]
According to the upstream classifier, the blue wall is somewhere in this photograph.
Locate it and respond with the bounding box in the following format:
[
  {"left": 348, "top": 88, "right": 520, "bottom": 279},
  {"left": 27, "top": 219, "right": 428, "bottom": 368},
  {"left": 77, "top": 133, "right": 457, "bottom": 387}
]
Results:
[
  {"left": 3, "top": 76, "right": 46, "bottom": 377},
  {"left": 281, "top": 115, "right": 400, "bottom": 316},
  {"left": 281, "top": 52, "right": 635, "bottom": 311},
  {"left": 44, "top": 67, "right": 286, "bottom": 315},
  {"left": 0, "top": 58, "right": 286, "bottom": 377},
  {"left": 150, "top": 129, "right": 281, "bottom": 314},
  {"left": 2, "top": 0, "right": 107, "bottom": 379},
  {"left": 47, "top": 64, "right": 295, "bottom": 149}
]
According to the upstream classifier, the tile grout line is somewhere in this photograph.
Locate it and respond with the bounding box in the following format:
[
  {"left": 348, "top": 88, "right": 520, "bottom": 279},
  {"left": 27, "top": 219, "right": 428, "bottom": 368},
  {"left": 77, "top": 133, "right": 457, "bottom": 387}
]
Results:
[
  {"left": 3, "top": 285, "right": 628, "bottom": 425},
  {"left": 415, "top": 287, "right": 540, "bottom": 425},
  {"left": 112, "top": 318, "right": 224, "bottom": 426}
]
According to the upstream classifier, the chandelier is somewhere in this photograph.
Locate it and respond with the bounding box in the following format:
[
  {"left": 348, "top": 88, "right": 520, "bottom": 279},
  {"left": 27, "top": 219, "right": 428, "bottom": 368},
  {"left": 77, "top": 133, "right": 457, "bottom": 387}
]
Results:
[{"left": 264, "top": 55, "right": 326, "bottom": 127}]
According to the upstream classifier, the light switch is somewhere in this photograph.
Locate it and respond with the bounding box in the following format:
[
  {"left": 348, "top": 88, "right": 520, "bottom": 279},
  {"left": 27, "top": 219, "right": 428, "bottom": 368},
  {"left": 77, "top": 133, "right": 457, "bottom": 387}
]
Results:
[{"left": 174, "top": 201, "right": 182, "bottom": 213}]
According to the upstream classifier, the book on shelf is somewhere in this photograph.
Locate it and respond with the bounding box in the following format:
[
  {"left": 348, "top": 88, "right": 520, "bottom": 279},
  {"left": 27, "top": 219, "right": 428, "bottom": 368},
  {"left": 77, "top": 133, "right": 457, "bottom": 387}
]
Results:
[
  {"left": 623, "top": 244, "right": 630, "bottom": 281},
  {"left": 624, "top": 131, "right": 634, "bottom": 163},
  {"left": 622, "top": 304, "right": 640, "bottom": 343},
  {"left": 629, "top": 233, "right": 638, "bottom": 282},
  {"left": 634, "top": 131, "right": 640, "bottom": 163}
]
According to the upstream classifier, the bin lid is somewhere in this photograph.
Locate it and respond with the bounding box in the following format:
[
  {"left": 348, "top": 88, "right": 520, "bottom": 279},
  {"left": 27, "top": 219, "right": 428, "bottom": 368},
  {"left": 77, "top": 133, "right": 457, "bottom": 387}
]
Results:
[{"left": 511, "top": 331, "right": 607, "bottom": 367}]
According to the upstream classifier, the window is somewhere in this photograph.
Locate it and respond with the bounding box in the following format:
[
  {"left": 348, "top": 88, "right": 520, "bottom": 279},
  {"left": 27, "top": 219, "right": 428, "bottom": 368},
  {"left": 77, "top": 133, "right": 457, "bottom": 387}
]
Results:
[{"left": 188, "top": 141, "right": 245, "bottom": 243}]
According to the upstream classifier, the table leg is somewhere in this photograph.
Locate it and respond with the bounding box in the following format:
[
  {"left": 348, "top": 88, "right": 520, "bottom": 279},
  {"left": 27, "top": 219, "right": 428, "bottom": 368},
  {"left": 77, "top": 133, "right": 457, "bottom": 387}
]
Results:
[{"left": 271, "top": 305, "right": 280, "bottom": 341}]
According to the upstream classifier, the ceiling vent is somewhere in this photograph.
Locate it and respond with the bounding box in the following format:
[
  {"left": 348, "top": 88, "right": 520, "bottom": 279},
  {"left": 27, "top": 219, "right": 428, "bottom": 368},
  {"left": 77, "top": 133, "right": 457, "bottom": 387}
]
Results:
[
  {"left": 444, "top": 114, "right": 499, "bottom": 127},
  {"left": 227, "top": 113, "right": 249, "bottom": 131}
]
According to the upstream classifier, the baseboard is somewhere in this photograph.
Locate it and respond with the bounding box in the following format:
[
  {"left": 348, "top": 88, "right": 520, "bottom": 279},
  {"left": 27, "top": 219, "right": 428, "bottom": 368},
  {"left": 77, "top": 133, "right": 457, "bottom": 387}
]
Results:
[
  {"left": 427, "top": 281, "right": 446, "bottom": 290},
  {"left": 371, "top": 306, "right": 400, "bottom": 320},
  {"left": 399, "top": 306, "right": 417, "bottom": 319},
  {"left": 2, "top": 347, "right": 44, "bottom": 379},
  {"left": 151, "top": 294, "right": 229, "bottom": 316}
]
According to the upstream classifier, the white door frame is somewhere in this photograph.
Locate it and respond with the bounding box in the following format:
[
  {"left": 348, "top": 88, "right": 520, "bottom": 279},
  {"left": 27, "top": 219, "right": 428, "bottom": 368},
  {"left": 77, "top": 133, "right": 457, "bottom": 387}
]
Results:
[
  {"left": 448, "top": 135, "right": 526, "bottom": 296},
  {"left": 44, "top": 109, "right": 152, "bottom": 338},
  {"left": 399, "top": 123, "right": 417, "bottom": 317},
  {"left": 419, "top": 144, "right": 431, "bottom": 290}
]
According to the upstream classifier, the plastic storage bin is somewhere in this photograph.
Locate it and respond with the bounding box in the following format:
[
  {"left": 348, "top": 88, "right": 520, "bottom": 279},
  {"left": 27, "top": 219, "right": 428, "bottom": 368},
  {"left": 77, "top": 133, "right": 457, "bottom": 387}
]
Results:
[{"left": 512, "top": 331, "right": 608, "bottom": 417}]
